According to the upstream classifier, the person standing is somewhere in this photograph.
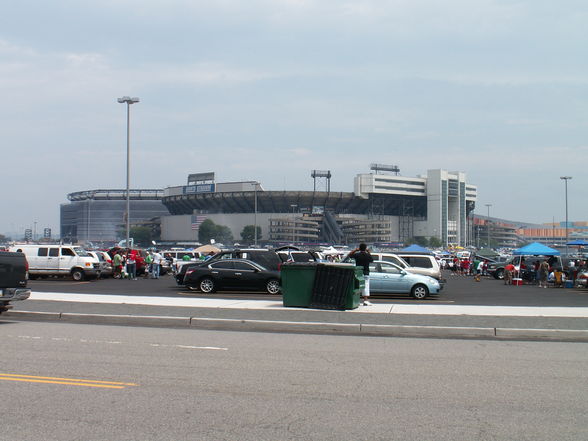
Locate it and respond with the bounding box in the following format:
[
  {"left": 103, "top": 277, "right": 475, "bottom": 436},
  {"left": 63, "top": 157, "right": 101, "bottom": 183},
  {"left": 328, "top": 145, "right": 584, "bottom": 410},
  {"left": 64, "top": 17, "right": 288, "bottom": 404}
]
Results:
[
  {"left": 144, "top": 252, "right": 153, "bottom": 278},
  {"left": 126, "top": 250, "right": 137, "bottom": 280},
  {"left": 504, "top": 262, "right": 515, "bottom": 285},
  {"left": 538, "top": 259, "right": 550, "bottom": 288},
  {"left": 348, "top": 243, "right": 374, "bottom": 306},
  {"left": 151, "top": 250, "right": 162, "bottom": 279},
  {"left": 113, "top": 251, "right": 123, "bottom": 279}
]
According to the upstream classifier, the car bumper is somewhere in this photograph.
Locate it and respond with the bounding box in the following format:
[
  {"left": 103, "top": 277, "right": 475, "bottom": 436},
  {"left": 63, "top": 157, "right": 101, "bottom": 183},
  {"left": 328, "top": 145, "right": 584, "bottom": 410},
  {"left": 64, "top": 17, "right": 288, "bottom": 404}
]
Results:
[{"left": 1, "top": 288, "right": 31, "bottom": 301}]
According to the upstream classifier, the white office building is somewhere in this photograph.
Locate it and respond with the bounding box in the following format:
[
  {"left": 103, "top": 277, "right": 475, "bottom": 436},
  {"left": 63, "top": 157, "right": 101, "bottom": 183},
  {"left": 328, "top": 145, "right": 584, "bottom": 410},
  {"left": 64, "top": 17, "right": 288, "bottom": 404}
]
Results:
[{"left": 354, "top": 169, "right": 477, "bottom": 247}]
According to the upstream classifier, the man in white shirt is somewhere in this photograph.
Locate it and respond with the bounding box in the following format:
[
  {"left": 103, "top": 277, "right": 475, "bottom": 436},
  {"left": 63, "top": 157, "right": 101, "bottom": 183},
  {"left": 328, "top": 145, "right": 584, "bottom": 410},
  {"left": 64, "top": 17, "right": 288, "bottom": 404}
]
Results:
[{"left": 151, "top": 251, "right": 163, "bottom": 279}]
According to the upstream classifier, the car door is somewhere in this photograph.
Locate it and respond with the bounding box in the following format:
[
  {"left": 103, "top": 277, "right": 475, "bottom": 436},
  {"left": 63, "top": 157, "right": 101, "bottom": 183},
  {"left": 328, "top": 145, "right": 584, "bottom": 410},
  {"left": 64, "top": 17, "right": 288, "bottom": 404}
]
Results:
[
  {"left": 376, "top": 262, "right": 409, "bottom": 293},
  {"left": 232, "top": 261, "right": 265, "bottom": 290},
  {"left": 208, "top": 261, "right": 236, "bottom": 290},
  {"left": 34, "top": 247, "right": 50, "bottom": 273},
  {"left": 59, "top": 247, "right": 77, "bottom": 274},
  {"left": 46, "top": 247, "right": 61, "bottom": 272},
  {"left": 368, "top": 263, "right": 384, "bottom": 292}
]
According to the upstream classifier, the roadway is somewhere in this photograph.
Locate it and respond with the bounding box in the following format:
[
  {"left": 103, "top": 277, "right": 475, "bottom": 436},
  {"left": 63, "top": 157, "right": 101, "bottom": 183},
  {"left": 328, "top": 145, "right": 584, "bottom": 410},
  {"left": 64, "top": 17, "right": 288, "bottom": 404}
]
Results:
[{"left": 1, "top": 321, "right": 587, "bottom": 441}]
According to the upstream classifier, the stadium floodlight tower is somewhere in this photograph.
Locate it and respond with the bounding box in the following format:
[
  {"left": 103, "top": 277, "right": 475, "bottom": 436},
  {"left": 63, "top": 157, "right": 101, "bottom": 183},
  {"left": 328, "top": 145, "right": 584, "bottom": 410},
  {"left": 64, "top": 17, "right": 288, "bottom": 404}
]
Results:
[
  {"left": 117, "top": 96, "right": 140, "bottom": 249},
  {"left": 311, "top": 170, "right": 332, "bottom": 192},
  {"left": 370, "top": 163, "right": 400, "bottom": 175}
]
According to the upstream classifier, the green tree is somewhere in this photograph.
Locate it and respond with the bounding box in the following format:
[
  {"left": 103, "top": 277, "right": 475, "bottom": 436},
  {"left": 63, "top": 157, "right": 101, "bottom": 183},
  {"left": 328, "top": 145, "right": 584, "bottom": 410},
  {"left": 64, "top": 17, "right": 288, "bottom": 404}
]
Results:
[
  {"left": 241, "top": 225, "right": 262, "bottom": 242},
  {"left": 198, "top": 219, "right": 234, "bottom": 245},
  {"left": 198, "top": 219, "right": 217, "bottom": 244},
  {"left": 406, "top": 236, "right": 429, "bottom": 247},
  {"left": 130, "top": 226, "right": 152, "bottom": 247},
  {"left": 216, "top": 225, "right": 234, "bottom": 245},
  {"left": 429, "top": 237, "right": 443, "bottom": 248}
]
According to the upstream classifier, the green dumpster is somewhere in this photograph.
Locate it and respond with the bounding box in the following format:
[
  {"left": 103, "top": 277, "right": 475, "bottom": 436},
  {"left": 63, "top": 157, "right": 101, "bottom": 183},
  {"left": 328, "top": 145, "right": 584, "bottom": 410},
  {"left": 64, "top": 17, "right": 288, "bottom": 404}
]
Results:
[
  {"left": 281, "top": 262, "right": 318, "bottom": 307},
  {"left": 344, "top": 266, "right": 364, "bottom": 310},
  {"left": 309, "top": 263, "right": 364, "bottom": 310}
]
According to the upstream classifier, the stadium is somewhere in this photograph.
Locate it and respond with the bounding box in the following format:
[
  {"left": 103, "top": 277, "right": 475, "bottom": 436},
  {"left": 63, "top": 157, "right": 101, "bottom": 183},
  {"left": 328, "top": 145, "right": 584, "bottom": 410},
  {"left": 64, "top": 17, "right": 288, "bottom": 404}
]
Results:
[{"left": 60, "top": 167, "right": 477, "bottom": 247}]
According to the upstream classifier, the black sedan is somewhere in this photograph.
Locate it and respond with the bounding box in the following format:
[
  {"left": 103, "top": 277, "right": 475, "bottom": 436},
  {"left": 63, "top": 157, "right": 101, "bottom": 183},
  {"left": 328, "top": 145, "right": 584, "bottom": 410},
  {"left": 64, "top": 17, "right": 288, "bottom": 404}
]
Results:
[{"left": 184, "top": 259, "right": 281, "bottom": 294}]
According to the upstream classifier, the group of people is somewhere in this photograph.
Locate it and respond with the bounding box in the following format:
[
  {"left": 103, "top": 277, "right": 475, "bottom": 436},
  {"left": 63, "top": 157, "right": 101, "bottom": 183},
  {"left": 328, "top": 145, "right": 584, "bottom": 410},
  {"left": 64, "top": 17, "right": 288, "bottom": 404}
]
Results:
[
  {"left": 504, "top": 258, "right": 588, "bottom": 288},
  {"left": 112, "top": 249, "right": 165, "bottom": 280},
  {"left": 443, "top": 257, "right": 490, "bottom": 277}
]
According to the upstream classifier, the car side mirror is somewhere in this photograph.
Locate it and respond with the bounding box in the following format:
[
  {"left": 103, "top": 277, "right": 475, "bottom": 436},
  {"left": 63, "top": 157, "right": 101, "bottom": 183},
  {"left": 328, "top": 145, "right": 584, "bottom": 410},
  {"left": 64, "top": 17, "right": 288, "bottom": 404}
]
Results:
[{"left": 400, "top": 270, "right": 407, "bottom": 275}]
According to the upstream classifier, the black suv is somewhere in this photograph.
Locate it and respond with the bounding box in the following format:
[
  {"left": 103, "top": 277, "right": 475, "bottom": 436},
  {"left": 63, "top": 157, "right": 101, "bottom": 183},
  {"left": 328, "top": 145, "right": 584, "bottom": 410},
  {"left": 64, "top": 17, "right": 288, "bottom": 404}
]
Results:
[{"left": 175, "top": 249, "right": 282, "bottom": 285}]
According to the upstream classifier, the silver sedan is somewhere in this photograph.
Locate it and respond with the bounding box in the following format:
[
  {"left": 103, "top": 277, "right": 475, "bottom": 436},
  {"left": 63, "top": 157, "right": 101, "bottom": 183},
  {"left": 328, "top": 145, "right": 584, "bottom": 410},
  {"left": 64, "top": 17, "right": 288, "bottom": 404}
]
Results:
[{"left": 368, "top": 261, "right": 442, "bottom": 299}]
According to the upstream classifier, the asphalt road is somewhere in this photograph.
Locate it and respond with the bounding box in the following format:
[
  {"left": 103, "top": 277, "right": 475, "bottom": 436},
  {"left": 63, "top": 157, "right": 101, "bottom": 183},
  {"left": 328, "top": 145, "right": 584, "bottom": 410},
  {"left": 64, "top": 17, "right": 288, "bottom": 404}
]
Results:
[
  {"left": 1, "top": 321, "right": 587, "bottom": 441},
  {"left": 26, "top": 271, "right": 588, "bottom": 307}
]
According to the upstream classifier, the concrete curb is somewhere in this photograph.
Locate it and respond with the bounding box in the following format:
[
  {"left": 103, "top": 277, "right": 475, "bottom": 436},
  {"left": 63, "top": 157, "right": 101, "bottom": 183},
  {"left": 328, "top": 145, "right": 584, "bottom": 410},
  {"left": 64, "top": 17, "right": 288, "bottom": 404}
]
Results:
[
  {"left": 360, "top": 323, "right": 496, "bottom": 339},
  {"left": 4, "top": 310, "right": 588, "bottom": 342},
  {"left": 495, "top": 327, "right": 588, "bottom": 341}
]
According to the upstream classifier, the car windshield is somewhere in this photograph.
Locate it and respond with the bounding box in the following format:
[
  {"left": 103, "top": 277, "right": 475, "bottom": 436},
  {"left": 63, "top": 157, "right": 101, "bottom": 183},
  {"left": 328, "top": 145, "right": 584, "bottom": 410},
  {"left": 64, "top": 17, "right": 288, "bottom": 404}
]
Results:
[{"left": 73, "top": 247, "right": 90, "bottom": 257}]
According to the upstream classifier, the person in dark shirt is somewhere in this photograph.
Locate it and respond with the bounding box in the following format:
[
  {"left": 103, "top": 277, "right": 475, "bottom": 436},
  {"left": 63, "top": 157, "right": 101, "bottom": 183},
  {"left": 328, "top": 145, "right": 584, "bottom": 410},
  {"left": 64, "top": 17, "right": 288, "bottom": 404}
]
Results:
[{"left": 348, "top": 243, "right": 374, "bottom": 306}]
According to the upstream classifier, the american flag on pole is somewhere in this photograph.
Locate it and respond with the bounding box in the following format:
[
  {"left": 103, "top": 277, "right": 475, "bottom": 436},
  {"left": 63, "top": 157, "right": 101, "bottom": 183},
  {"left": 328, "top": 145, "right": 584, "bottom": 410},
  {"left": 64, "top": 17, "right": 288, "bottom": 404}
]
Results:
[{"left": 191, "top": 215, "right": 207, "bottom": 230}]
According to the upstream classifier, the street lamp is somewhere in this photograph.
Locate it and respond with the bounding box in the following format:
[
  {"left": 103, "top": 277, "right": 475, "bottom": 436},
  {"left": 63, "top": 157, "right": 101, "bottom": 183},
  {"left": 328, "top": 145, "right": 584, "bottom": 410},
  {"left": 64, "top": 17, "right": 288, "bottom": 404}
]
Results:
[
  {"left": 485, "top": 204, "right": 492, "bottom": 248},
  {"left": 253, "top": 182, "right": 259, "bottom": 246},
  {"left": 117, "top": 96, "right": 140, "bottom": 248},
  {"left": 560, "top": 176, "right": 572, "bottom": 255}
]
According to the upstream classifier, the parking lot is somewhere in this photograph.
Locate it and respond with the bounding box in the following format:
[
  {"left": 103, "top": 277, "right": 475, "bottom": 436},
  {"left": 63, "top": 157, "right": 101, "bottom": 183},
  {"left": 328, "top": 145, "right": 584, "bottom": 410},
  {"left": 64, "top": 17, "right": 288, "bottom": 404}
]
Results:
[{"left": 26, "top": 271, "right": 588, "bottom": 308}]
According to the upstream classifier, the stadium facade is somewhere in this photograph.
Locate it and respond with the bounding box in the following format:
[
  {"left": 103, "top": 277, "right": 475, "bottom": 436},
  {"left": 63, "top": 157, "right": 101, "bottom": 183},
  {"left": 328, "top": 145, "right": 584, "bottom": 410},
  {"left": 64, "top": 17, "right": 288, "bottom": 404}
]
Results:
[
  {"left": 160, "top": 169, "right": 478, "bottom": 246},
  {"left": 60, "top": 189, "right": 169, "bottom": 244},
  {"left": 59, "top": 168, "right": 478, "bottom": 246}
]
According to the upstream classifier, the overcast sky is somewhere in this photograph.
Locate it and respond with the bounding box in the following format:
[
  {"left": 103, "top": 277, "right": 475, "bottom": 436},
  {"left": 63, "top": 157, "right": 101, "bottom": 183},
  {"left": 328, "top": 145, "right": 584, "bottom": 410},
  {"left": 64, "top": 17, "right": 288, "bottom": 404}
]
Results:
[{"left": 1, "top": 0, "right": 587, "bottom": 236}]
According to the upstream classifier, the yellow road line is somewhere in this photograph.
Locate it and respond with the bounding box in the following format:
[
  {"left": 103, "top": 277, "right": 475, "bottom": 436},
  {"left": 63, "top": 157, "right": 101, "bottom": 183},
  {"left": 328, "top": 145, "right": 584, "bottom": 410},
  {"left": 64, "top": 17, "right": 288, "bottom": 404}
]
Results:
[
  {"left": 0, "top": 373, "right": 137, "bottom": 388},
  {"left": 0, "top": 377, "right": 125, "bottom": 388}
]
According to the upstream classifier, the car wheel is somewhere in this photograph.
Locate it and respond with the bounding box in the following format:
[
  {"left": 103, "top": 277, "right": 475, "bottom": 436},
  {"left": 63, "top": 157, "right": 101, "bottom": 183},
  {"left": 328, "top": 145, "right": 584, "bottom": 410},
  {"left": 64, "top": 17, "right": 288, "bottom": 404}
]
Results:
[
  {"left": 411, "top": 284, "right": 428, "bottom": 300},
  {"left": 199, "top": 277, "right": 216, "bottom": 293},
  {"left": 266, "top": 279, "right": 280, "bottom": 294},
  {"left": 71, "top": 269, "right": 85, "bottom": 281},
  {"left": 495, "top": 268, "right": 504, "bottom": 280}
]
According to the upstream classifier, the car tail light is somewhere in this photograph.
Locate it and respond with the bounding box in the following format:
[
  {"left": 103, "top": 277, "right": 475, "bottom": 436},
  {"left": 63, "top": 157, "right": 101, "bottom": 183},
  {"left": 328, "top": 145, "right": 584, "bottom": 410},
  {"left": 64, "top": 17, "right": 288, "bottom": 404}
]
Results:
[
  {"left": 277, "top": 263, "right": 282, "bottom": 271},
  {"left": 186, "top": 269, "right": 194, "bottom": 276},
  {"left": 579, "top": 273, "right": 588, "bottom": 280}
]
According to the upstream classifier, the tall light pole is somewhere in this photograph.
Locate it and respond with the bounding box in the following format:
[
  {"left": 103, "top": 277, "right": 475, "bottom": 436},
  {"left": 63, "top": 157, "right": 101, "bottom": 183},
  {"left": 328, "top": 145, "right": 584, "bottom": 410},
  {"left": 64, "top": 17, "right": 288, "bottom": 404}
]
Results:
[
  {"left": 485, "top": 204, "right": 492, "bottom": 248},
  {"left": 117, "top": 96, "right": 140, "bottom": 248},
  {"left": 560, "top": 176, "right": 572, "bottom": 255},
  {"left": 253, "top": 182, "right": 259, "bottom": 246}
]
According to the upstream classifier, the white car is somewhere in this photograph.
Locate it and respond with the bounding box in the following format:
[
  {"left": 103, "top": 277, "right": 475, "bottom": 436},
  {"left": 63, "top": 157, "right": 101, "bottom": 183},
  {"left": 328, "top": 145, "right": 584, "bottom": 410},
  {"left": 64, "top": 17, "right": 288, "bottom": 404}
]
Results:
[{"left": 88, "top": 251, "right": 113, "bottom": 278}]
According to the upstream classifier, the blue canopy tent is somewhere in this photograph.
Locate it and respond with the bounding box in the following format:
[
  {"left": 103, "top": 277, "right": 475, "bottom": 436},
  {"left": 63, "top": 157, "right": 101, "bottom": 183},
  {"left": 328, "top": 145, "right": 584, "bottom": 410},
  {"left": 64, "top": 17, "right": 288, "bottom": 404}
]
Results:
[
  {"left": 566, "top": 239, "right": 588, "bottom": 246},
  {"left": 511, "top": 242, "right": 559, "bottom": 284},
  {"left": 401, "top": 244, "right": 431, "bottom": 253},
  {"left": 513, "top": 242, "right": 560, "bottom": 256}
]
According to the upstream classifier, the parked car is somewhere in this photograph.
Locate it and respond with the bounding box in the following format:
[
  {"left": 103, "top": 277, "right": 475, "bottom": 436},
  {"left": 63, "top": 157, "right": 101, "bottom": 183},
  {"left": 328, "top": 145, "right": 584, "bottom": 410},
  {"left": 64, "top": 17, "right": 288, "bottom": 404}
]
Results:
[
  {"left": 88, "top": 251, "right": 113, "bottom": 278},
  {"left": 369, "top": 261, "right": 442, "bottom": 299},
  {"left": 183, "top": 259, "right": 281, "bottom": 294},
  {"left": 8, "top": 244, "right": 99, "bottom": 281},
  {"left": 277, "top": 250, "right": 317, "bottom": 263},
  {"left": 395, "top": 252, "right": 443, "bottom": 281},
  {"left": 576, "top": 270, "right": 588, "bottom": 288},
  {"left": 175, "top": 248, "right": 282, "bottom": 285}
]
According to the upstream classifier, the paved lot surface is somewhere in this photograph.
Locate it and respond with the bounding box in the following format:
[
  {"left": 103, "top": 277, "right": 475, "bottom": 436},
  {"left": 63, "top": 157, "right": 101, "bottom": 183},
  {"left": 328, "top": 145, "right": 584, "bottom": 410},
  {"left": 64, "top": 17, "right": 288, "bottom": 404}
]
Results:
[
  {"left": 25, "top": 270, "right": 588, "bottom": 307},
  {"left": 7, "top": 272, "right": 588, "bottom": 336}
]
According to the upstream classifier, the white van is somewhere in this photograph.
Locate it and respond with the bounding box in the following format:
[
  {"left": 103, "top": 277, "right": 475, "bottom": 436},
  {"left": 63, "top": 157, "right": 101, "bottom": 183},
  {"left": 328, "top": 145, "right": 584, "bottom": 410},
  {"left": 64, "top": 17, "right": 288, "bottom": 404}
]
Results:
[
  {"left": 370, "top": 252, "right": 411, "bottom": 270},
  {"left": 9, "top": 244, "right": 100, "bottom": 281}
]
